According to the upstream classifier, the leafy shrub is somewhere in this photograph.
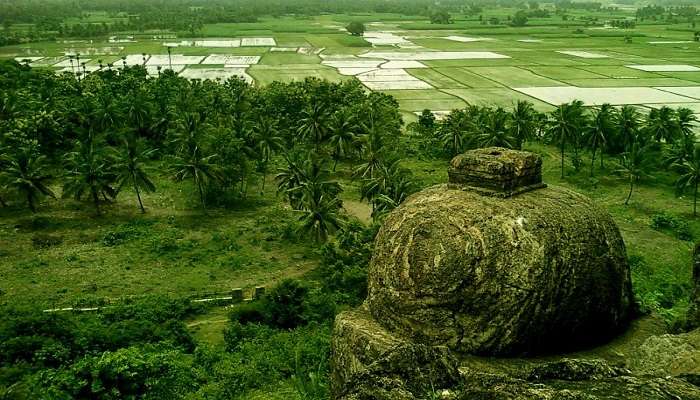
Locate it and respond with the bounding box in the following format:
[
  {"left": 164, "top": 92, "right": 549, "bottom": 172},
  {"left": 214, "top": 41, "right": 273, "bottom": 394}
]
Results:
[
  {"left": 37, "top": 344, "right": 196, "bottom": 399},
  {"left": 0, "top": 296, "right": 200, "bottom": 376},
  {"left": 219, "top": 322, "right": 332, "bottom": 396},
  {"left": 228, "top": 280, "right": 338, "bottom": 333},
  {"left": 317, "top": 221, "right": 378, "bottom": 305},
  {"left": 262, "top": 279, "right": 309, "bottom": 329},
  {"left": 228, "top": 301, "right": 267, "bottom": 325},
  {"left": 31, "top": 233, "right": 63, "bottom": 249},
  {"left": 650, "top": 212, "right": 693, "bottom": 241}
]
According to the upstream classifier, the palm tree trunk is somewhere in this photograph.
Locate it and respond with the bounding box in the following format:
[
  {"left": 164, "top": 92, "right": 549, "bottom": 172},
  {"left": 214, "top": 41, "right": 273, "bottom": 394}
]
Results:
[
  {"left": 625, "top": 178, "right": 634, "bottom": 205},
  {"left": 261, "top": 170, "right": 267, "bottom": 193},
  {"left": 27, "top": 192, "right": 36, "bottom": 213},
  {"left": 92, "top": 189, "right": 101, "bottom": 216},
  {"left": 197, "top": 178, "right": 206, "bottom": 211},
  {"left": 134, "top": 179, "right": 145, "bottom": 213},
  {"left": 0, "top": 195, "right": 6, "bottom": 207},
  {"left": 694, "top": 180, "right": 698, "bottom": 217},
  {"left": 590, "top": 146, "right": 597, "bottom": 177},
  {"left": 560, "top": 142, "right": 565, "bottom": 179}
]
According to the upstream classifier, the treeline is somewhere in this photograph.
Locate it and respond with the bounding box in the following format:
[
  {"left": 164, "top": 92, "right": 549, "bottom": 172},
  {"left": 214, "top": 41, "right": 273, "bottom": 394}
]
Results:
[
  {"left": 636, "top": 4, "right": 698, "bottom": 21},
  {"left": 2, "top": 0, "right": 580, "bottom": 34},
  {"left": 410, "top": 100, "right": 700, "bottom": 213}
]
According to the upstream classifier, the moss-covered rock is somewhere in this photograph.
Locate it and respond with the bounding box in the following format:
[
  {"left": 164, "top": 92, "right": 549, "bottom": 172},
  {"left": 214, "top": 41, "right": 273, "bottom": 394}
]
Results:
[
  {"left": 688, "top": 243, "right": 700, "bottom": 330},
  {"left": 330, "top": 308, "right": 700, "bottom": 400},
  {"left": 367, "top": 179, "right": 633, "bottom": 355}
]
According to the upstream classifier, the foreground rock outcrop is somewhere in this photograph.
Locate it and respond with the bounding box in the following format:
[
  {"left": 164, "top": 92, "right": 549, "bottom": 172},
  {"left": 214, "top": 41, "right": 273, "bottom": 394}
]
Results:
[
  {"left": 331, "top": 148, "right": 700, "bottom": 399},
  {"left": 331, "top": 305, "right": 700, "bottom": 399}
]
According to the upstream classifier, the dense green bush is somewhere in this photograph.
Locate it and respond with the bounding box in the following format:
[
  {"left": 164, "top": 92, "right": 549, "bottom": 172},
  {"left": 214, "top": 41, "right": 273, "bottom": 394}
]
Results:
[
  {"left": 651, "top": 212, "right": 693, "bottom": 241},
  {"left": 318, "top": 221, "right": 378, "bottom": 305},
  {"left": 0, "top": 296, "right": 200, "bottom": 394}
]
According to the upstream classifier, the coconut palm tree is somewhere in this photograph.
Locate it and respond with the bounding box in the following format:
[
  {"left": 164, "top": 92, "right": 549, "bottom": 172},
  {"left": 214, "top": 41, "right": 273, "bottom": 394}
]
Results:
[
  {"left": 296, "top": 190, "right": 344, "bottom": 243},
  {"left": 548, "top": 100, "right": 585, "bottom": 178},
  {"left": 297, "top": 102, "right": 329, "bottom": 149},
  {"left": 674, "top": 146, "right": 700, "bottom": 217},
  {"left": 276, "top": 152, "right": 307, "bottom": 209},
  {"left": 170, "top": 113, "right": 221, "bottom": 211},
  {"left": 113, "top": 134, "right": 157, "bottom": 213},
  {"left": 0, "top": 146, "right": 55, "bottom": 212},
  {"left": 587, "top": 103, "right": 614, "bottom": 176},
  {"left": 63, "top": 133, "right": 117, "bottom": 216},
  {"left": 615, "top": 105, "right": 641, "bottom": 153},
  {"left": 477, "top": 107, "right": 516, "bottom": 148},
  {"left": 645, "top": 106, "right": 677, "bottom": 144},
  {"left": 509, "top": 100, "right": 537, "bottom": 149},
  {"left": 253, "top": 115, "right": 284, "bottom": 192},
  {"left": 327, "top": 109, "right": 357, "bottom": 171},
  {"left": 353, "top": 129, "right": 385, "bottom": 180},
  {"left": 438, "top": 108, "right": 472, "bottom": 157},
  {"left": 359, "top": 158, "right": 415, "bottom": 218},
  {"left": 676, "top": 107, "right": 698, "bottom": 142},
  {"left": 618, "top": 141, "right": 652, "bottom": 206}
]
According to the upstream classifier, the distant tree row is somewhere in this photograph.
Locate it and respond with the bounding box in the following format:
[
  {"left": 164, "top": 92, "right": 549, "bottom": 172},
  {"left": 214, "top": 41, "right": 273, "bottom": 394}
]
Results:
[{"left": 411, "top": 101, "right": 700, "bottom": 213}]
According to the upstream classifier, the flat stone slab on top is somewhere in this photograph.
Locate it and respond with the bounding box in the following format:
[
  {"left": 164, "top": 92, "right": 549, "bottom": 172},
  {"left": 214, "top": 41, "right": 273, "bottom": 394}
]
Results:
[{"left": 448, "top": 147, "right": 545, "bottom": 197}]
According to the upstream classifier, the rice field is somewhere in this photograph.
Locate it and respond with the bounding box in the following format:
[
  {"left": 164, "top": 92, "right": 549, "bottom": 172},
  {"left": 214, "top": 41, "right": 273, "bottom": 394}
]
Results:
[{"left": 4, "top": 13, "right": 700, "bottom": 117}]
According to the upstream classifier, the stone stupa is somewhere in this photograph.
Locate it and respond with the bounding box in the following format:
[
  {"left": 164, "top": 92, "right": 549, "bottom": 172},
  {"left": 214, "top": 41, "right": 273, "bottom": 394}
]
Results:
[{"left": 331, "top": 148, "right": 700, "bottom": 400}]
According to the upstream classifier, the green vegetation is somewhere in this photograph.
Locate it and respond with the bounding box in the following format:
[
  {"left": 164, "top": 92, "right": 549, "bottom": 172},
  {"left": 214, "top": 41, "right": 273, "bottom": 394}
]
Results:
[{"left": 1, "top": 0, "right": 700, "bottom": 398}]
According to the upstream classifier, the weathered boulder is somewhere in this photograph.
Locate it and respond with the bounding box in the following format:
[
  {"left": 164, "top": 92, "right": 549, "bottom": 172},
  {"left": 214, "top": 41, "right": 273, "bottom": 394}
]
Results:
[
  {"left": 689, "top": 242, "right": 700, "bottom": 330},
  {"left": 331, "top": 308, "right": 700, "bottom": 400},
  {"left": 367, "top": 148, "right": 633, "bottom": 356}
]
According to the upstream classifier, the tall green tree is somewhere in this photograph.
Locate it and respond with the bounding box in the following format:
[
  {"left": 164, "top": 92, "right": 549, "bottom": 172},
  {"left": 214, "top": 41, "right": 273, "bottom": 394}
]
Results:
[
  {"left": 253, "top": 115, "right": 284, "bottom": 192},
  {"left": 438, "top": 108, "right": 472, "bottom": 157},
  {"left": 170, "top": 113, "right": 221, "bottom": 211},
  {"left": 297, "top": 102, "right": 329, "bottom": 149},
  {"left": 0, "top": 144, "right": 55, "bottom": 212},
  {"left": 587, "top": 103, "right": 614, "bottom": 176},
  {"left": 509, "top": 100, "right": 536, "bottom": 149},
  {"left": 645, "top": 106, "right": 677, "bottom": 144},
  {"left": 617, "top": 142, "right": 652, "bottom": 206},
  {"left": 676, "top": 107, "right": 698, "bottom": 142},
  {"left": 548, "top": 100, "right": 585, "bottom": 178},
  {"left": 63, "top": 133, "right": 117, "bottom": 216},
  {"left": 674, "top": 146, "right": 700, "bottom": 216},
  {"left": 615, "top": 105, "right": 641, "bottom": 153},
  {"left": 296, "top": 190, "right": 344, "bottom": 243},
  {"left": 477, "top": 107, "right": 516, "bottom": 148},
  {"left": 327, "top": 108, "right": 357, "bottom": 171},
  {"left": 113, "top": 134, "right": 157, "bottom": 213}
]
